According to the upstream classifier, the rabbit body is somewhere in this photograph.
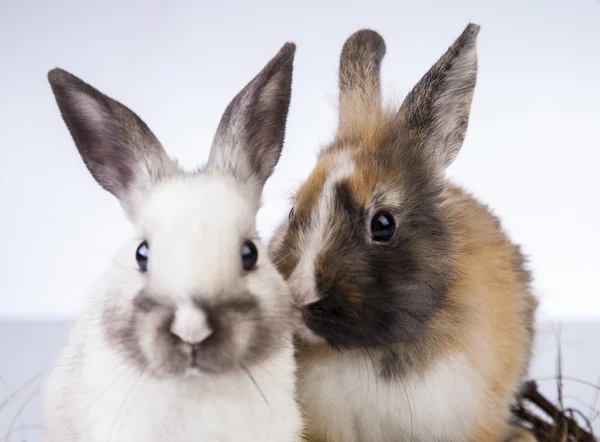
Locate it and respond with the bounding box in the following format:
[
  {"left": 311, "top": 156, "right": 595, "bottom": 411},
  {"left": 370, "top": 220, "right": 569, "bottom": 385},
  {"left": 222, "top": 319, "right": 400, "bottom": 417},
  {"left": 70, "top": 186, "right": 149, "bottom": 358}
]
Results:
[
  {"left": 271, "top": 25, "right": 537, "bottom": 442},
  {"left": 43, "top": 43, "right": 302, "bottom": 442},
  {"left": 293, "top": 185, "right": 536, "bottom": 442}
]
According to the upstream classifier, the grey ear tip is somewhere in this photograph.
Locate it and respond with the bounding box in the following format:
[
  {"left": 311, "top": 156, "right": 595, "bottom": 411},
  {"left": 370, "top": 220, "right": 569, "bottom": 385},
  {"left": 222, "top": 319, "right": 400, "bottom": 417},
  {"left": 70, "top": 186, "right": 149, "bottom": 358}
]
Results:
[
  {"left": 282, "top": 42, "right": 297, "bottom": 52},
  {"left": 348, "top": 28, "right": 384, "bottom": 43},
  {"left": 278, "top": 42, "right": 297, "bottom": 61},
  {"left": 343, "top": 28, "right": 386, "bottom": 59},
  {"left": 47, "top": 67, "right": 81, "bottom": 90},
  {"left": 47, "top": 67, "right": 68, "bottom": 85},
  {"left": 464, "top": 23, "right": 481, "bottom": 39}
]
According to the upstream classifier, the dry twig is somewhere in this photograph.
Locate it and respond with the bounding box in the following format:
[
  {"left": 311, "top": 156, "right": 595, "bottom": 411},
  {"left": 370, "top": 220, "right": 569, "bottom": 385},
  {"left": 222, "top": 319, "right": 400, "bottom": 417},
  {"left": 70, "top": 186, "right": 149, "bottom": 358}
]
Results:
[{"left": 514, "top": 380, "right": 597, "bottom": 442}]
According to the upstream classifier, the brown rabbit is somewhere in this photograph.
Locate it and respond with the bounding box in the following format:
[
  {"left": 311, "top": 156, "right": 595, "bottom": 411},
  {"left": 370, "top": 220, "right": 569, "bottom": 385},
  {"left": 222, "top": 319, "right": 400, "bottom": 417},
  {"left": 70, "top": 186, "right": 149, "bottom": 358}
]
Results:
[{"left": 270, "top": 24, "right": 538, "bottom": 442}]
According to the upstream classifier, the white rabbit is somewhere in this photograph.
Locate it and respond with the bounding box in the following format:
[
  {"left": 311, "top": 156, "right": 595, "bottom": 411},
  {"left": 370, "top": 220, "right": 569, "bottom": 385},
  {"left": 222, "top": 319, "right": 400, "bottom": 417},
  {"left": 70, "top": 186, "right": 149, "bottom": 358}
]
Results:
[{"left": 42, "top": 43, "right": 302, "bottom": 442}]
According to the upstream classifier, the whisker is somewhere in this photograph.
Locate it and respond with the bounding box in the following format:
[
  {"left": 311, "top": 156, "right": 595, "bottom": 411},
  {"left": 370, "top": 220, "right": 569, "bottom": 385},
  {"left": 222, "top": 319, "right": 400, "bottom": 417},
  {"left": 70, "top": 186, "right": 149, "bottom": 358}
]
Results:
[
  {"left": 0, "top": 424, "right": 43, "bottom": 442},
  {"left": 242, "top": 366, "right": 272, "bottom": 442},
  {"left": 108, "top": 366, "right": 147, "bottom": 442},
  {"left": 3, "top": 385, "right": 40, "bottom": 442},
  {"left": 218, "top": 311, "right": 296, "bottom": 334},
  {"left": 398, "top": 374, "right": 414, "bottom": 441},
  {"left": 0, "top": 373, "right": 42, "bottom": 413},
  {"left": 93, "top": 362, "right": 134, "bottom": 401}
]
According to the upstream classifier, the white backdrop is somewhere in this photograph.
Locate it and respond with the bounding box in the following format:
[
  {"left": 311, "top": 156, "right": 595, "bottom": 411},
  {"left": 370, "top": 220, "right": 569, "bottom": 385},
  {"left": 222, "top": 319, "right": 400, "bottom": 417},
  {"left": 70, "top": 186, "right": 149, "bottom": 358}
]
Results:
[{"left": 0, "top": 0, "right": 598, "bottom": 320}]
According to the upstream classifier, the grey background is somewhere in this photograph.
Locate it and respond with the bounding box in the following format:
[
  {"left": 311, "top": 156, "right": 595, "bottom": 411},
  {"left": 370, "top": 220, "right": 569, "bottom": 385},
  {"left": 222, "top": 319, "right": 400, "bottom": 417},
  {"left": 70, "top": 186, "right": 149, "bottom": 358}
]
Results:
[{"left": 1, "top": 320, "right": 599, "bottom": 440}]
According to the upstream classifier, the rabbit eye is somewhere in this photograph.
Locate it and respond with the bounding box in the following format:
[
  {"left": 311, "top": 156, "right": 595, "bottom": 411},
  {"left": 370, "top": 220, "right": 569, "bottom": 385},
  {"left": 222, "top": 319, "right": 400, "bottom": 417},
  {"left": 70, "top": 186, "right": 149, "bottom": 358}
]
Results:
[
  {"left": 370, "top": 212, "right": 395, "bottom": 242},
  {"left": 136, "top": 241, "right": 149, "bottom": 272},
  {"left": 288, "top": 207, "right": 295, "bottom": 222},
  {"left": 241, "top": 240, "right": 258, "bottom": 271}
]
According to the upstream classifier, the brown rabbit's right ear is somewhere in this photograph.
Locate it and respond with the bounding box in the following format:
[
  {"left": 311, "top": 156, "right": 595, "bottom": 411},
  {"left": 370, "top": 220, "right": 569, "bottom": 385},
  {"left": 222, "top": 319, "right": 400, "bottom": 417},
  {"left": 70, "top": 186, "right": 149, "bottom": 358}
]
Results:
[
  {"left": 397, "top": 23, "right": 480, "bottom": 169},
  {"left": 207, "top": 43, "right": 296, "bottom": 197},
  {"left": 337, "top": 29, "right": 386, "bottom": 138}
]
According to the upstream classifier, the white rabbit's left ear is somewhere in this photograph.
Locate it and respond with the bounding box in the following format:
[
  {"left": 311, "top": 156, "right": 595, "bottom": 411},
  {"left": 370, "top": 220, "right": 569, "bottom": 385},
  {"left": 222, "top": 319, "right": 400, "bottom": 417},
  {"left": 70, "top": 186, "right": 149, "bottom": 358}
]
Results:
[
  {"left": 208, "top": 43, "right": 296, "bottom": 195},
  {"left": 48, "top": 68, "right": 177, "bottom": 220}
]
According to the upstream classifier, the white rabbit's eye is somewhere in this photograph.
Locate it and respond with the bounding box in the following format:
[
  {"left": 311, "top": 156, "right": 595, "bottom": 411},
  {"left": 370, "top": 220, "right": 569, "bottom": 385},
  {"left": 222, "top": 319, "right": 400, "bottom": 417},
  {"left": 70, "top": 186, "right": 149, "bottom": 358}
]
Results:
[
  {"left": 241, "top": 240, "right": 258, "bottom": 271},
  {"left": 136, "top": 241, "right": 149, "bottom": 272},
  {"left": 370, "top": 212, "right": 395, "bottom": 242}
]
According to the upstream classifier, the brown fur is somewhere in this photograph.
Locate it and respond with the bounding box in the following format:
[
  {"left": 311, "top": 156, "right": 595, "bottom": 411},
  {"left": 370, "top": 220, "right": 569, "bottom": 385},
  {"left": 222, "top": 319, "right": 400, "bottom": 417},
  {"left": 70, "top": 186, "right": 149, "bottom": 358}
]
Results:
[
  {"left": 442, "top": 186, "right": 538, "bottom": 441},
  {"left": 338, "top": 29, "right": 386, "bottom": 139},
  {"left": 288, "top": 144, "right": 538, "bottom": 442}
]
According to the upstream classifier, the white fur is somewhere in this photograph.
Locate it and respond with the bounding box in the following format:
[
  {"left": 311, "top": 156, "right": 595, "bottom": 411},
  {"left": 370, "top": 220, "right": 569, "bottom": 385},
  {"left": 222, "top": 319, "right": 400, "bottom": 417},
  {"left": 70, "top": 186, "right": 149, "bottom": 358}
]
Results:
[
  {"left": 43, "top": 174, "right": 301, "bottom": 442},
  {"left": 289, "top": 153, "right": 355, "bottom": 344},
  {"left": 298, "top": 351, "right": 484, "bottom": 442},
  {"left": 44, "top": 325, "right": 299, "bottom": 442}
]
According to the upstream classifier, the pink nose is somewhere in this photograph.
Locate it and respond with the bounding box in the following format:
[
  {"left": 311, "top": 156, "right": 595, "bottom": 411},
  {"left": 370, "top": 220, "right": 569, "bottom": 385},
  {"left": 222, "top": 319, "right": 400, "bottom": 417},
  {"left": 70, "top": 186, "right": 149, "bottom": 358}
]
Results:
[{"left": 170, "top": 305, "right": 213, "bottom": 346}]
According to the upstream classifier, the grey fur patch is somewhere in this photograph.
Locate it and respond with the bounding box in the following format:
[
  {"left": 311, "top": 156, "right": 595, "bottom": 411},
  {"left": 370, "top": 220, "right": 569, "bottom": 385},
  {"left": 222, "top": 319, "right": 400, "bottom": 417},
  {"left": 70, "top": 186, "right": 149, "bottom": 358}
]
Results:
[
  {"left": 101, "top": 290, "right": 172, "bottom": 371},
  {"left": 102, "top": 290, "right": 292, "bottom": 376}
]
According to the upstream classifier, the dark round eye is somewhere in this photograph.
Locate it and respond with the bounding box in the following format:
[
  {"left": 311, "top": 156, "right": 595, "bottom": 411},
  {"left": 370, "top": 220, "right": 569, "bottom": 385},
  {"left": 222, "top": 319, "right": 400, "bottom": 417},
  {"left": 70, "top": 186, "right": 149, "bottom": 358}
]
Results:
[
  {"left": 370, "top": 211, "right": 396, "bottom": 242},
  {"left": 288, "top": 207, "right": 295, "bottom": 222},
  {"left": 241, "top": 240, "right": 258, "bottom": 271},
  {"left": 136, "top": 241, "right": 149, "bottom": 272}
]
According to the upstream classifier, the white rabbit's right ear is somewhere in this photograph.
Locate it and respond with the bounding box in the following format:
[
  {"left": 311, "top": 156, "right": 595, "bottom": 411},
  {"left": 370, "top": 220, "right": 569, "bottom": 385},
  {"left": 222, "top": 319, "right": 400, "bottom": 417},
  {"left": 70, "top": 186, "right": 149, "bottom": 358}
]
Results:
[
  {"left": 47, "top": 69, "right": 177, "bottom": 219},
  {"left": 207, "top": 43, "right": 296, "bottom": 196}
]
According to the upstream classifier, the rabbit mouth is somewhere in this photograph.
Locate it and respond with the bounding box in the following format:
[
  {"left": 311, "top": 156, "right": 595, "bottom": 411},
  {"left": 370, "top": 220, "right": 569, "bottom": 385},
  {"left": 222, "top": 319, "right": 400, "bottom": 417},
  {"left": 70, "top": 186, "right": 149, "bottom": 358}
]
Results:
[
  {"left": 186, "top": 345, "right": 239, "bottom": 374},
  {"left": 187, "top": 358, "right": 235, "bottom": 375},
  {"left": 288, "top": 303, "right": 325, "bottom": 346}
]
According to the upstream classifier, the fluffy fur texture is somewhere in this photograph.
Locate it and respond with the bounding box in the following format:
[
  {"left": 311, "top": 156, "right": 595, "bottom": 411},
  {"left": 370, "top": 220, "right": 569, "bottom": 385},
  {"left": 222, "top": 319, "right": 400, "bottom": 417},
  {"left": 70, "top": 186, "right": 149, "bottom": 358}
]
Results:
[
  {"left": 43, "top": 43, "right": 302, "bottom": 442},
  {"left": 270, "top": 24, "right": 538, "bottom": 442}
]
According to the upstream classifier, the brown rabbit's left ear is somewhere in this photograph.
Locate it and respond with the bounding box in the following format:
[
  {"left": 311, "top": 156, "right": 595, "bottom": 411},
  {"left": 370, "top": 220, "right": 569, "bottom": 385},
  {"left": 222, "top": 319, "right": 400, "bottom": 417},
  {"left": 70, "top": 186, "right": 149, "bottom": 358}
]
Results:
[{"left": 397, "top": 23, "right": 480, "bottom": 169}]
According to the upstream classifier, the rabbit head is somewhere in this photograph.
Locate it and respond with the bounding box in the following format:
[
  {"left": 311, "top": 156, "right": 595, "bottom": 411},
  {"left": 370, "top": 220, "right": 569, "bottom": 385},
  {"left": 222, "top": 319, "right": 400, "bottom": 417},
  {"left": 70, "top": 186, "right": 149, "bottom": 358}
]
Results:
[
  {"left": 270, "top": 25, "right": 479, "bottom": 349},
  {"left": 48, "top": 43, "right": 297, "bottom": 377}
]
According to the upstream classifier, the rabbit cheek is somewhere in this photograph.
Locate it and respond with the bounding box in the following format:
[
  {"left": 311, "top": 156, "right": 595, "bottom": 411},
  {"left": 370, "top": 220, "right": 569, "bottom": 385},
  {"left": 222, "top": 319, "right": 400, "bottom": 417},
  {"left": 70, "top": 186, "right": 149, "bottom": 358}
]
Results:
[
  {"left": 187, "top": 296, "right": 275, "bottom": 373},
  {"left": 134, "top": 305, "right": 190, "bottom": 376},
  {"left": 304, "top": 197, "right": 451, "bottom": 349},
  {"left": 188, "top": 305, "right": 255, "bottom": 373},
  {"left": 229, "top": 300, "right": 288, "bottom": 371}
]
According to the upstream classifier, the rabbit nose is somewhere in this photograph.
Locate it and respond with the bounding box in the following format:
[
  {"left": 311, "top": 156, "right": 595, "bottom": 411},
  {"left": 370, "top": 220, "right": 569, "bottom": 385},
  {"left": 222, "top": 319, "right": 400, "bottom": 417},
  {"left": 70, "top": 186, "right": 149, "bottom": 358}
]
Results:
[{"left": 170, "top": 304, "right": 213, "bottom": 345}]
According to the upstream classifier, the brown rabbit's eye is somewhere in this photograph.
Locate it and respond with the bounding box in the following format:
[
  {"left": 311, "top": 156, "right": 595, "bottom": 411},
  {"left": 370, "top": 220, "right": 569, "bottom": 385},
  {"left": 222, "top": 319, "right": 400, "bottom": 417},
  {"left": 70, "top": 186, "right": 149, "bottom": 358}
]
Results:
[
  {"left": 370, "top": 212, "right": 395, "bottom": 242},
  {"left": 288, "top": 207, "right": 295, "bottom": 222},
  {"left": 136, "top": 241, "right": 149, "bottom": 272},
  {"left": 241, "top": 240, "right": 258, "bottom": 271}
]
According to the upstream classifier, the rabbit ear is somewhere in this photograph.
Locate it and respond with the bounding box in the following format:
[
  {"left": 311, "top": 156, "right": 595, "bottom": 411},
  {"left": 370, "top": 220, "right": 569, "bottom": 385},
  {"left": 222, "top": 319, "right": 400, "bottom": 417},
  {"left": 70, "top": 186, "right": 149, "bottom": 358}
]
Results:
[
  {"left": 337, "top": 29, "right": 386, "bottom": 138},
  {"left": 48, "top": 69, "right": 177, "bottom": 219},
  {"left": 397, "top": 23, "right": 480, "bottom": 169},
  {"left": 207, "top": 43, "right": 296, "bottom": 195}
]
